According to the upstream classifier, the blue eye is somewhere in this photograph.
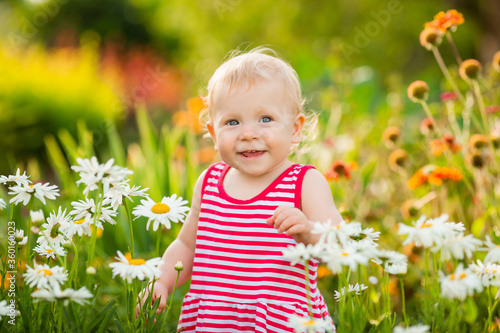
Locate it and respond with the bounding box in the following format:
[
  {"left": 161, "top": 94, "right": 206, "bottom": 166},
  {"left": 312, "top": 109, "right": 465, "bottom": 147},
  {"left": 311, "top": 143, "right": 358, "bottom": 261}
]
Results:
[
  {"left": 227, "top": 120, "right": 239, "bottom": 126},
  {"left": 260, "top": 117, "right": 272, "bottom": 123}
]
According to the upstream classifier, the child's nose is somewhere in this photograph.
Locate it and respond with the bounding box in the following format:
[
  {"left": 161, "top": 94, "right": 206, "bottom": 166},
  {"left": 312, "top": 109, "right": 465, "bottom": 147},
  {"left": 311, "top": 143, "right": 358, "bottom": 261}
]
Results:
[{"left": 239, "top": 123, "right": 258, "bottom": 140}]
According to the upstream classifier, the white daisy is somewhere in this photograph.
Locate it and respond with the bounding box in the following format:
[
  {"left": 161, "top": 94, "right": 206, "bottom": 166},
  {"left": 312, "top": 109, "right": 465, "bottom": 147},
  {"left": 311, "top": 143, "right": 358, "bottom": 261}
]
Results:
[
  {"left": 281, "top": 243, "right": 323, "bottom": 266},
  {"left": 37, "top": 207, "right": 72, "bottom": 246},
  {"left": 343, "top": 225, "right": 380, "bottom": 248},
  {"left": 103, "top": 182, "right": 149, "bottom": 211},
  {"left": 109, "top": 250, "right": 163, "bottom": 283},
  {"left": 0, "top": 169, "right": 31, "bottom": 187},
  {"left": 322, "top": 243, "right": 370, "bottom": 273},
  {"left": 483, "top": 236, "right": 500, "bottom": 264},
  {"left": 334, "top": 283, "right": 368, "bottom": 302},
  {"left": 33, "top": 242, "right": 66, "bottom": 259},
  {"left": 372, "top": 249, "right": 408, "bottom": 275},
  {"left": 60, "top": 217, "right": 98, "bottom": 238},
  {"left": 23, "top": 263, "right": 68, "bottom": 289},
  {"left": 30, "top": 209, "right": 45, "bottom": 224},
  {"left": 71, "top": 157, "right": 133, "bottom": 196},
  {"left": 31, "top": 284, "right": 93, "bottom": 306},
  {"left": 132, "top": 195, "right": 190, "bottom": 231},
  {"left": 288, "top": 315, "right": 334, "bottom": 333},
  {"left": 469, "top": 260, "right": 500, "bottom": 287},
  {"left": 0, "top": 299, "right": 19, "bottom": 319},
  {"left": 398, "top": 214, "right": 461, "bottom": 248},
  {"left": 433, "top": 233, "right": 482, "bottom": 260},
  {"left": 0, "top": 198, "right": 6, "bottom": 210},
  {"left": 14, "top": 229, "right": 27, "bottom": 246},
  {"left": 393, "top": 324, "right": 430, "bottom": 333},
  {"left": 439, "top": 264, "right": 483, "bottom": 300},
  {"left": 70, "top": 198, "right": 117, "bottom": 225},
  {"left": 8, "top": 182, "right": 59, "bottom": 206}
]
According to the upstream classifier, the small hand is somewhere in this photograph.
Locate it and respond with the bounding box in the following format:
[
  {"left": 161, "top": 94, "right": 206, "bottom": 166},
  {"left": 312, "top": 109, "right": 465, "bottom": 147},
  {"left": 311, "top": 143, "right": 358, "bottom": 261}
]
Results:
[
  {"left": 136, "top": 281, "right": 169, "bottom": 319},
  {"left": 266, "top": 206, "right": 313, "bottom": 244}
]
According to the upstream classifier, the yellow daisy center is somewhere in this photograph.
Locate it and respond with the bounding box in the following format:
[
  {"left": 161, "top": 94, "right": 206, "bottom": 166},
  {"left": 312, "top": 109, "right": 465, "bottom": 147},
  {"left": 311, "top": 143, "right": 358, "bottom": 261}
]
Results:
[
  {"left": 45, "top": 249, "right": 54, "bottom": 254},
  {"left": 129, "top": 259, "right": 146, "bottom": 265},
  {"left": 420, "top": 222, "right": 432, "bottom": 228},
  {"left": 303, "top": 320, "right": 315, "bottom": 326},
  {"left": 341, "top": 251, "right": 349, "bottom": 257},
  {"left": 37, "top": 269, "right": 53, "bottom": 276},
  {"left": 151, "top": 203, "right": 170, "bottom": 214},
  {"left": 74, "top": 219, "right": 85, "bottom": 224}
]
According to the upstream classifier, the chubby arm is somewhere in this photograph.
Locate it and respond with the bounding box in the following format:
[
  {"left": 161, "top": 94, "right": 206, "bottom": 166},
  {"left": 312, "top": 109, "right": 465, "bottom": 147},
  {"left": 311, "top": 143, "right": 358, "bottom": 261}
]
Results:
[
  {"left": 137, "top": 170, "right": 206, "bottom": 312},
  {"left": 266, "top": 168, "right": 343, "bottom": 245}
]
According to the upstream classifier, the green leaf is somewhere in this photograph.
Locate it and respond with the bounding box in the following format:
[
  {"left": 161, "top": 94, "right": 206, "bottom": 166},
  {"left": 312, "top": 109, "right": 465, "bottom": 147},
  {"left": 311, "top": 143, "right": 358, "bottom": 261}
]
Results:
[
  {"left": 44, "top": 134, "right": 76, "bottom": 194},
  {"left": 57, "top": 128, "right": 80, "bottom": 165},
  {"left": 463, "top": 297, "right": 478, "bottom": 324},
  {"left": 106, "top": 119, "right": 126, "bottom": 167}
]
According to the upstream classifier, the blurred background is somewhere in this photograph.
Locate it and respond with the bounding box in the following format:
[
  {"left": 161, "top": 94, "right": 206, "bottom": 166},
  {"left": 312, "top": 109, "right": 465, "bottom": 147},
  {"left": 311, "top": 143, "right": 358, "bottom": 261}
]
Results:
[{"left": 0, "top": 0, "right": 497, "bottom": 175}]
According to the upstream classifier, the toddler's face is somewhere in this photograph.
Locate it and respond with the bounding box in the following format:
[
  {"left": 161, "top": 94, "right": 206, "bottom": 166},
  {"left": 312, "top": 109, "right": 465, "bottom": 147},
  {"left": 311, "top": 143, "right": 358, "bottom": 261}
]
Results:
[{"left": 207, "top": 80, "right": 304, "bottom": 177}]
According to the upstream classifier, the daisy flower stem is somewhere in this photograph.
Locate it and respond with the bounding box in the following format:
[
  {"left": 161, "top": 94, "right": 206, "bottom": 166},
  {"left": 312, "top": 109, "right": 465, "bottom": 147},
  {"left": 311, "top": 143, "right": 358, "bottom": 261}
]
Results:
[
  {"left": 400, "top": 277, "right": 409, "bottom": 326},
  {"left": 57, "top": 301, "right": 63, "bottom": 333},
  {"left": 432, "top": 46, "right": 466, "bottom": 105},
  {"left": 26, "top": 200, "right": 34, "bottom": 263},
  {"left": 9, "top": 203, "right": 14, "bottom": 222},
  {"left": 124, "top": 200, "right": 135, "bottom": 258},
  {"left": 167, "top": 269, "right": 181, "bottom": 319},
  {"left": 87, "top": 185, "right": 103, "bottom": 269},
  {"left": 304, "top": 262, "right": 314, "bottom": 318},
  {"left": 156, "top": 230, "right": 161, "bottom": 257},
  {"left": 69, "top": 238, "right": 81, "bottom": 288},
  {"left": 446, "top": 32, "right": 462, "bottom": 65},
  {"left": 424, "top": 248, "right": 430, "bottom": 305},
  {"left": 384, "top": 271, "right": 391, "bottom": 317}
]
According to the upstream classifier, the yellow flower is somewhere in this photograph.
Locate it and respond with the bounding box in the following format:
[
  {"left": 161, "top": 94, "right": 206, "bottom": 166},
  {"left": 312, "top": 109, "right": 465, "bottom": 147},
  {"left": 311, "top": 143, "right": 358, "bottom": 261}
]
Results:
[{"left": 468, "top": 134, "right": 488, "bottom": 149}]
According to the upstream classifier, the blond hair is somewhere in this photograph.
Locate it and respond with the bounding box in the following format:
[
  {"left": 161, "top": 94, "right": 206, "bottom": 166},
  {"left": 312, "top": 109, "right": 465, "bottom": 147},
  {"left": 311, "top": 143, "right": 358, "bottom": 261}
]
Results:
[{"left": 200, "top": 47, "right": 317, "bottom": 145}]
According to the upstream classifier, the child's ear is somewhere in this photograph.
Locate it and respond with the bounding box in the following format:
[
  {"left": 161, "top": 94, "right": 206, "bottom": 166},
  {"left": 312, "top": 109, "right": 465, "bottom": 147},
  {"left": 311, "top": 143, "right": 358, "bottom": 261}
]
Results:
[
  {"left": 206, "top": 122, "right": 218, "bottom": 150},
  {"left": 291, "top": 113, "right": 305, "bottom": 144}
]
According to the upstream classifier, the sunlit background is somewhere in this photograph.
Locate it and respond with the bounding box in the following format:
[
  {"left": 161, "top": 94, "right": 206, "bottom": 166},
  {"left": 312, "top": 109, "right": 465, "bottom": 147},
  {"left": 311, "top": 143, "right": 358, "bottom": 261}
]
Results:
[{"left": 0, "top": 0, "right": 497, "bottom": 174}]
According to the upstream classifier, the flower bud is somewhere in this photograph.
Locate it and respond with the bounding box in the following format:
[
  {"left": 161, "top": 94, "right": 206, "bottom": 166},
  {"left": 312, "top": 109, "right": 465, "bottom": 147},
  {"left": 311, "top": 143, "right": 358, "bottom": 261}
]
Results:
[
  {"left": 86, "top": 267, "right": 97, "bottom": 275},
  {"left": 62, "top": 240, "right": 73, "bottom": 250},
  {"left": 459, "top": 59, "right": 482, "bottom": 81},
  {"left": 401, "top": 199, "right": 419, "bottom": 219},
  {"left": 468, "top": 134, "right": 488, "bottom": 149},
  {"left": 419, "top": 118, "right": 434, "bottom": 136},
  {"left": 407, "top": 80, "right": 429, "bottom": 103},
  {"left": 419, "top": 28, "right": 443, "bottom": 50},
  {"left": 382, "top": 126, "right": 401, "bottom": 148},
  {"left": 175, "top": 261, "right": 184, "bottom": 272},
  {"left": 389, "top": 149, "right": 409, "bottom": 170}
]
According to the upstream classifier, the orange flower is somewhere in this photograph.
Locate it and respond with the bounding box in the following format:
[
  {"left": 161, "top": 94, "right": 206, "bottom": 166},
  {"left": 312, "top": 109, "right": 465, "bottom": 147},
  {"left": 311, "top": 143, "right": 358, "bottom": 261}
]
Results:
[
  {"left": 493, "top": 51, "right": 500, "bottom": 72},
  {"left": 443, "top": 134, "right": 462, "bottom": 153},
  {"left": 425, "top": 9, "right": 464, "bottom": 33},
  {"left": 408, "top": 169, "right": 429, "bottom": 189},
  {"left": 430, "top": 139, "right": 446, "bottom": 156},
  {"left": 172, "top": 97, "right": 206, "bottom": 134},
  {"left": 431, "top": 135, "right": 461, "bottom": 155},
  {"left": 324, "top": 160, "right": 357, "bottom": 182},
  {"left": 317, "top": 265, "right": 332, "bottom": 278},
  {"left": 429, "top": 167, "right": 463, "bottom": 186},
  {"left": 199, "top": 146, "right": 218, "bottom": 164}
]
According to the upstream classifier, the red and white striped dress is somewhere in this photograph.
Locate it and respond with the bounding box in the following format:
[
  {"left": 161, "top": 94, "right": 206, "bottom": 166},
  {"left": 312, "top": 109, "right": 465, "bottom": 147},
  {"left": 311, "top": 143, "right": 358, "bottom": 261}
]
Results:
[{"left": 178, "top": 162, "right": 335, "bottom": 332}]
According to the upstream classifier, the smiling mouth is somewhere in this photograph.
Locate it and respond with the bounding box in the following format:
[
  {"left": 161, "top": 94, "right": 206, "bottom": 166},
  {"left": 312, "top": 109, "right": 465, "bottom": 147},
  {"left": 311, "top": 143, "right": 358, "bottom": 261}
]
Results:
[{"left": 239, "top": 150, "right": 265, "bottom": 158}]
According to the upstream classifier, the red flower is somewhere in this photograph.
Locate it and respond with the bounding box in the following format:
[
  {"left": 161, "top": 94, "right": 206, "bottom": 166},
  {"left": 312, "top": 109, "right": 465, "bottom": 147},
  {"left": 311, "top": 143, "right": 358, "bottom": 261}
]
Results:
[
  {"left": 324, "top": 160, "right": 358, "bottom": 182},
  {"left": 440, "top": 92, "right": 458, "bottom": 102}
]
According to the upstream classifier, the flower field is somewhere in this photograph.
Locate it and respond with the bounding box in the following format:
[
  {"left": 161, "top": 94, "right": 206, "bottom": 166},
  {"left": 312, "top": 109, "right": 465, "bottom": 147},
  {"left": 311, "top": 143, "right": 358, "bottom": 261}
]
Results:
[{"left": 1, "top": 8, "right": 500, "bottom": 333}]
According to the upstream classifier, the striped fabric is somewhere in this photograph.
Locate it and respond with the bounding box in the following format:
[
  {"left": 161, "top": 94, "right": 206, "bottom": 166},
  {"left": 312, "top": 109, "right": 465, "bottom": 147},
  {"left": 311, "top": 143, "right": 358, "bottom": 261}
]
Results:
[{"left": 178, "top": 162, "right": 335, "bottom": 332}]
